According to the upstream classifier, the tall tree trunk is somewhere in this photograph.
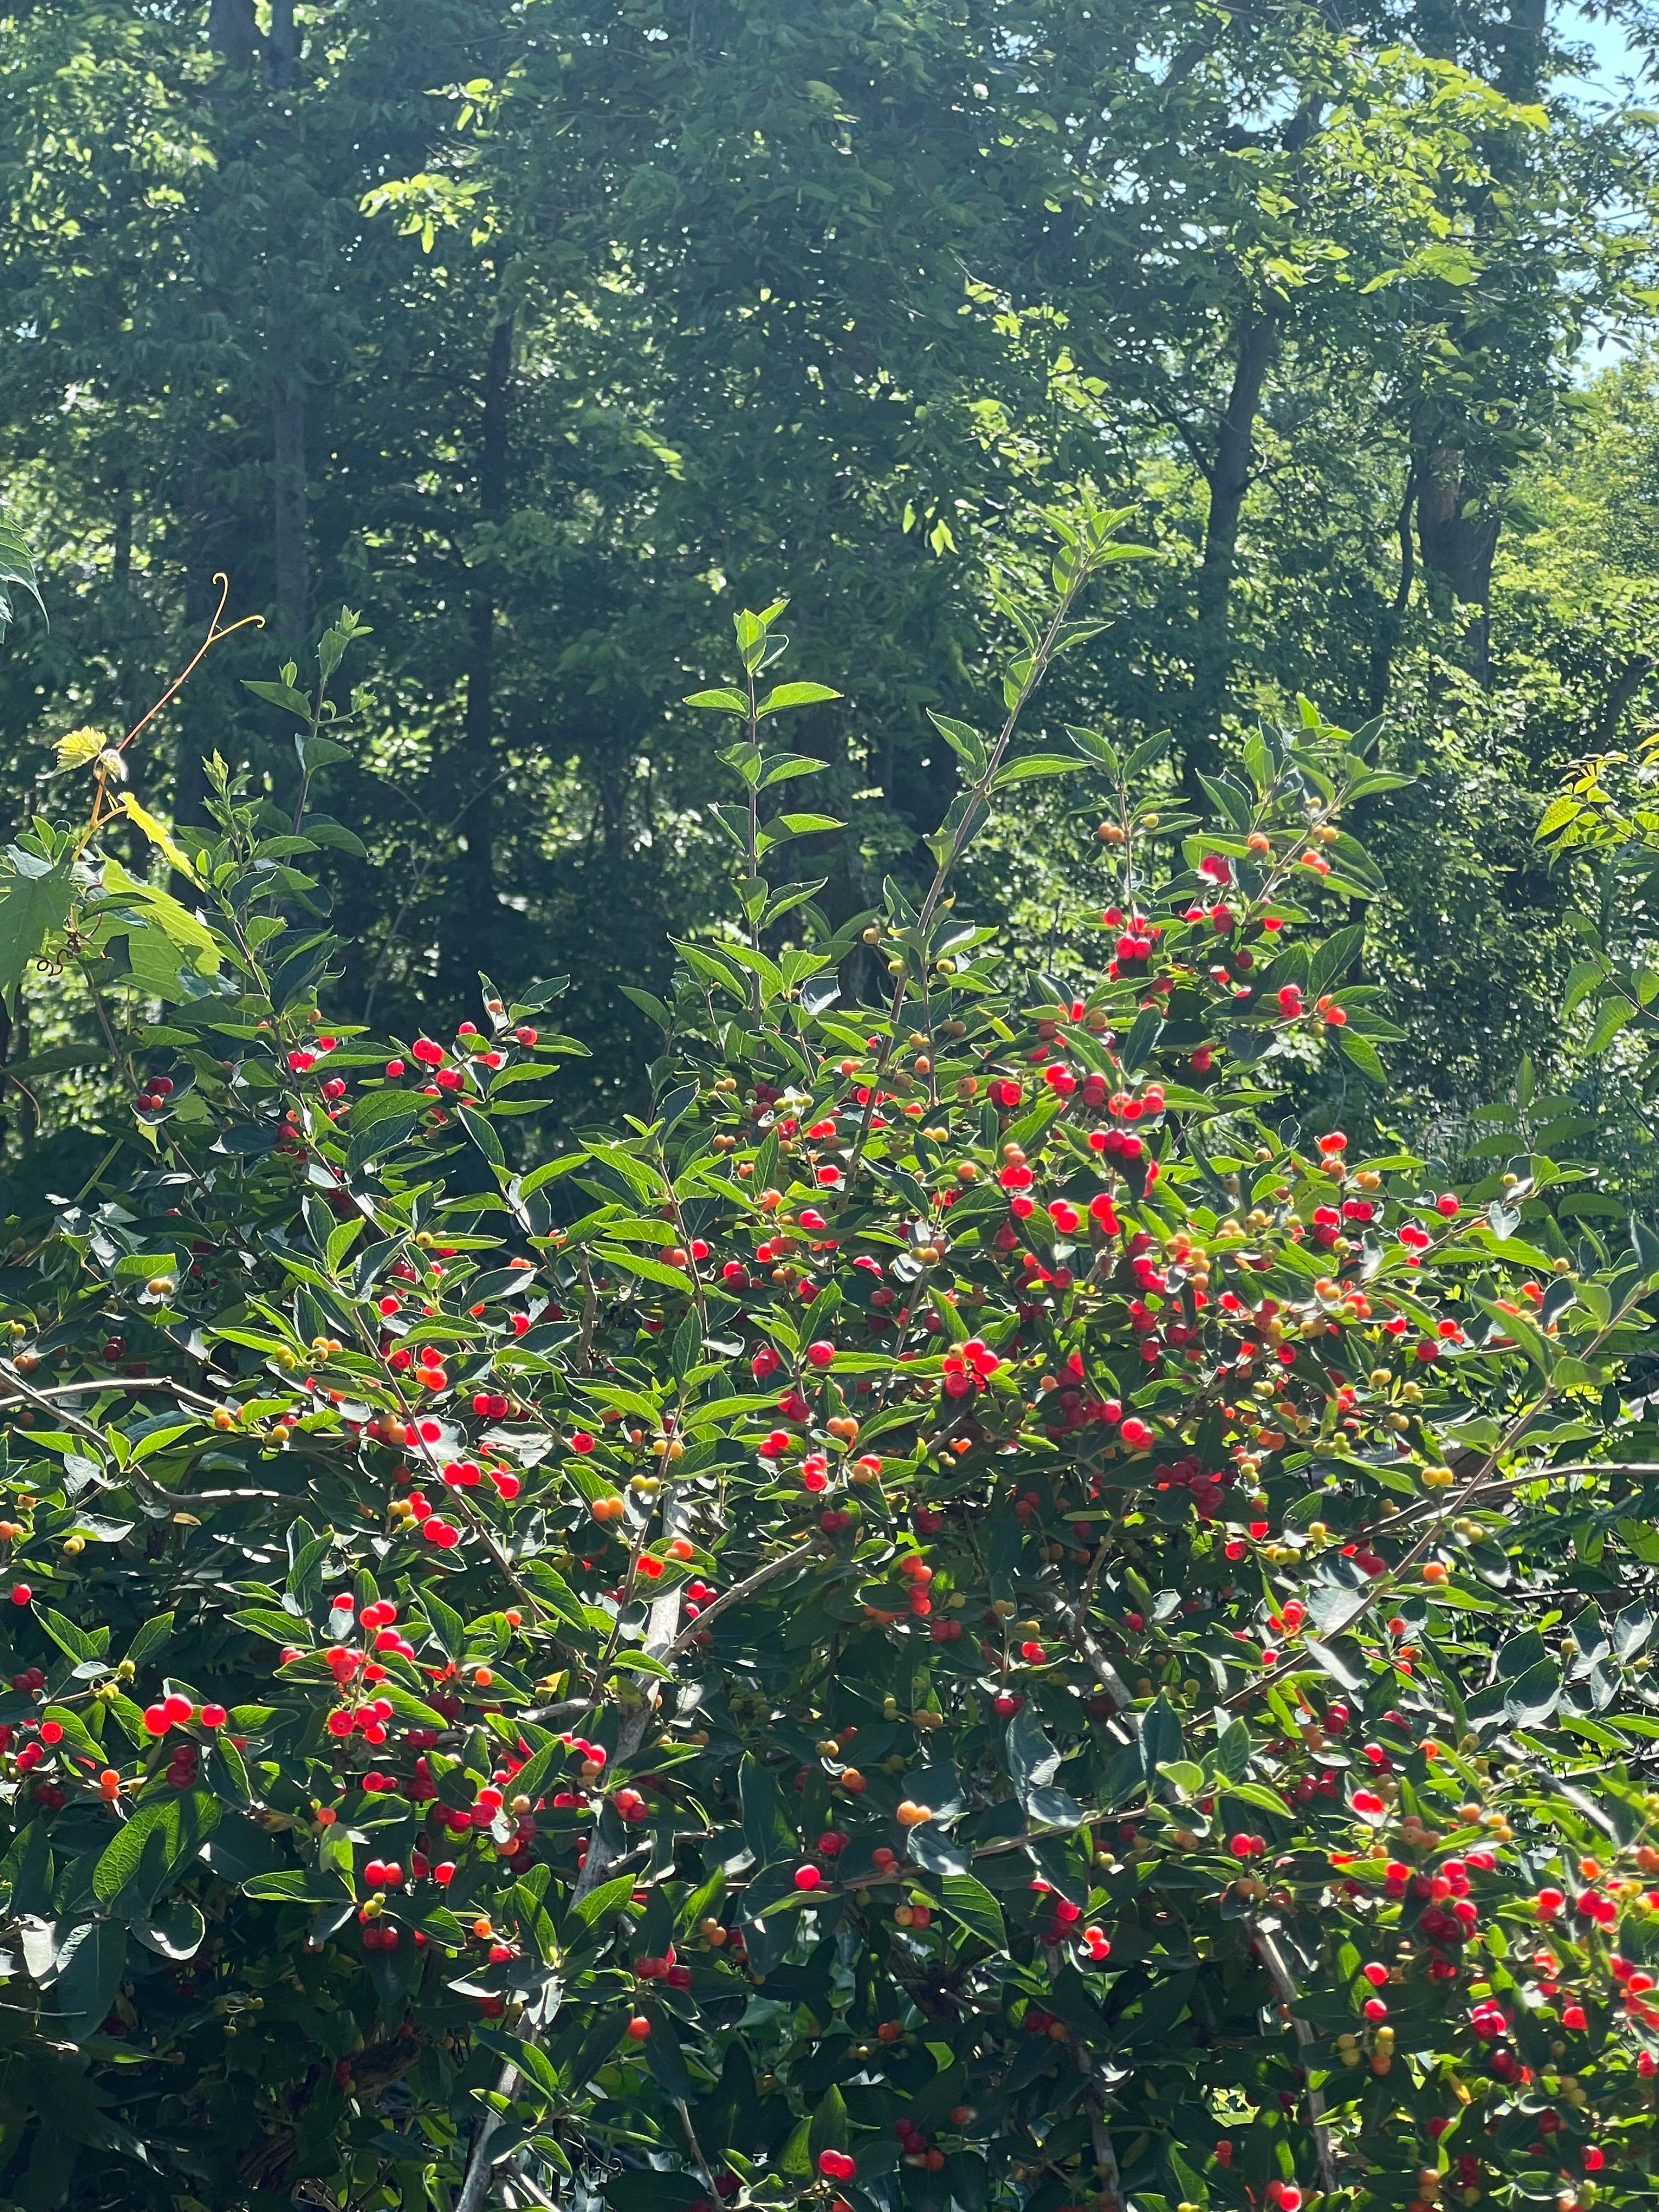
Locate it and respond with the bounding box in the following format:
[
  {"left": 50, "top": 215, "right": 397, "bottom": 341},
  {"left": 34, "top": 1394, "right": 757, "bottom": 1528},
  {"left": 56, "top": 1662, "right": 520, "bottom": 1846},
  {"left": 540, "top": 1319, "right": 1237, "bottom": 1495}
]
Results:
[
  {"left": 265, "top": 0, "right": 298, "bottom": 89},
  {"left": 433, "top": 309, "right": 514, "bottom": 1011},
  {"left": 1592, "top": 652, "right": 1655, "bottom": 750},
  {"left": 1409, "top": 0, "right": 1546, "bottom": 692},
  {"left": 271, "top": 368, "right": 308, "bottom": 648},
  {"left": 1186, "top": 304, "right": 1279, "bottom": 775},
  {"left": 112, "top": 492, "right": 132, "bottom": 596},
  {"left": 1365, "top": 464, "right": 1417, "bottom": 718},
  {"left": 207, "top": 0, "right": 260, "bottom": 70},
  {"left": 1182, "top": 102, "right": 1318, "bottom": 778},
  {"left": 459, "top": 313, "right": 512, "bottom": 906},
  {"left": 1415, "top": 443, "right": 1499, "bottom": 686}
]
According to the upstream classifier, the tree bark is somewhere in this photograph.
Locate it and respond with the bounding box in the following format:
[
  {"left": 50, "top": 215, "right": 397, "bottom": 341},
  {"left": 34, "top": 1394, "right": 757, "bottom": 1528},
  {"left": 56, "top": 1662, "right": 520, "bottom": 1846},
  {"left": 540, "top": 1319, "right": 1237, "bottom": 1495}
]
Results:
[
  {"left": 1365, "top": 464, "right": 1417, "bottom": 718},
  {"left": 1592, "top": 651, "right": 1655, "bottom": 751},
  {"left": 1409, "top": 0, "right": 1546, "bottom": 691},
  {"left": 112, "top": 492, "right": 132, "bottom": 596},
  {"left": 1187, "top": 303, "right": 1280, "bottom": 771},
  {"left": 1182, "top": 101, "right": 1319, "bottom": 776},
  {"left": 458, "top": 313, "right": 513, "bottom": 907},
  {"left": 1415, "top": 444, "right": 1499, "bottom": 686},
  {"left": 206, "top": 0, "right": 260, "bottom": 70},
  {"left": 270, "top": 368, "right": 308, "bottom": 648},
  {"left": 265, "top": 0, "right": 298, "bottom": 89}
]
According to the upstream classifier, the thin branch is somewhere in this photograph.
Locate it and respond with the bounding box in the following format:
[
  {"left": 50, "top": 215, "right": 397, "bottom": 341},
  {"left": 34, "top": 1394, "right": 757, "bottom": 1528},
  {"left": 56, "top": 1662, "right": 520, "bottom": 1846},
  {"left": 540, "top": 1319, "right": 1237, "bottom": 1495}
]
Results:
[
  {"left": 661, "top": 1543, "right": 813, "bottom": 1661},
  {"left": 1250, "top": 1920, "right": 1339, "bottom": 2195}
]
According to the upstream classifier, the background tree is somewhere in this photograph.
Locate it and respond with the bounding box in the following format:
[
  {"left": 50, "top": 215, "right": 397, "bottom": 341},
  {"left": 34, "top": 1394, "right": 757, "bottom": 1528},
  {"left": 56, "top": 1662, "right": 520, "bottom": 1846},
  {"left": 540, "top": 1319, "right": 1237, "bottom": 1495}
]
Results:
[{"left": 1, "top": 0, "right": 1658, "bottom": 1155}]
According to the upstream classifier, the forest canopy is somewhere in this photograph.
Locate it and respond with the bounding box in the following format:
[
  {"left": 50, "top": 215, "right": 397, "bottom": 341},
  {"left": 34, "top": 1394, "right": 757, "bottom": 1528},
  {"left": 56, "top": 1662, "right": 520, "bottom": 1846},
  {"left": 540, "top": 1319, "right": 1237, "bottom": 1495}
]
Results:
[{"left": 5, "top": 0, "right": 1659, "bottom": 1172}]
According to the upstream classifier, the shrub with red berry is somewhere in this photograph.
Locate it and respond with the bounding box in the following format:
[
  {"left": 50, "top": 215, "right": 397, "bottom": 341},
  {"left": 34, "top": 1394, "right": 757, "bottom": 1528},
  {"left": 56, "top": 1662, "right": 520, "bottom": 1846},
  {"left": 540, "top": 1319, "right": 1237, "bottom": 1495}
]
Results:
[{"left": 0, "top": 526, "right": 1656, "bottom": 2211}]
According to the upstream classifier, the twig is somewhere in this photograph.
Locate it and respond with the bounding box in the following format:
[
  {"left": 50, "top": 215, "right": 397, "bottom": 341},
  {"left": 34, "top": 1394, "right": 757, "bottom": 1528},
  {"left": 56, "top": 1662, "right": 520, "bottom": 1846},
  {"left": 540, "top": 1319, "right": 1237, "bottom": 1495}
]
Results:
[
  {"left": 1382, "top": 1460, "right": 1659, "bottom": 1538},
  {"left": 0, "top": 1373, "right": 234, "bottom": 1419},
  {"left": 1249, "top": 1920, "right": 1338, "bottom": 2195},
  {"left": 1080, "top": 2050, "right": 1124, "bottom": 2212},
  {"left": 660, "top": 1543, "right": 814, "bottom": 1661},
  {"left": 0, "top": 1359, "right": 276, "bottom": 1508}
]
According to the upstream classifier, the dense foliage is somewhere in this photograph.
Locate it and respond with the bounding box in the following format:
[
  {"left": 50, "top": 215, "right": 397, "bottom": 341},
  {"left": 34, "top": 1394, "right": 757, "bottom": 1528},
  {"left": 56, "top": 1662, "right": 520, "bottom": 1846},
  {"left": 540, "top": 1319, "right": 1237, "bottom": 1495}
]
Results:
[
  {"left": 0, "top": 521, "right": 1657, "bottom": 2212},
  {"left": 6, "top": 0, "right": 1659, "bottom": 1144}
]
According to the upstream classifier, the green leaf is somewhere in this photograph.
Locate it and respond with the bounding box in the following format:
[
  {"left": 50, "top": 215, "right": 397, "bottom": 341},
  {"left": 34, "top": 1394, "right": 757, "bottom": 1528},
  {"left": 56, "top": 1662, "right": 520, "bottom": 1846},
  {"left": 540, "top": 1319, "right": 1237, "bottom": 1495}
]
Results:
[
  {"left": 643, "top": 2008, "right": 696, "bottom": 2101},
  {"left": 990, "top": 753, "right": 1087, "bottom": 787},
  {"left": 131, "top": 1895, "right": 207, "bottom": 1961},
  {"left": 740, "top": 1753, "right": 798, "bottom": 1867},
  {"left": 38, "top": 1705, "right": 101, "bottom": 1763},
  {"left": 120, "top": 794, "right": 201, "bottom": 884},
  {"left": 242, "top": 678, "right": 313, "bottom": 719},
  {"left": 458, "top": 1103, "right": 506, "bottom": 1168},
  {"left": 241, "top": 1868, "right": 353, "bottom": 1904},
  {"left": 1562, "top": 958, "right": 1609, "bottom": 1017},
  {"left": 43, "top": 1918, "right": 126, "bottom": 2045},
  {"left": 1140, "top": 1694, "right": 1184, "bottom": 1778},
  {"left": 808, "top": 2084, "right": 850, "bottom": 2160},
  {"left": 569, "top": 1874, "right": 636, "bottom": 1933},
  {"left": 938, "top": 1873, "right": 1006, "bottom": 1948},
  {"left": 0, "top": 510, "right": 46, "bottom": 641},
  {"left": 620, "top": 986, "right": 672, "bottom": 1033},
  {"left": 1242, "top": 726, "right": 1275, "bottom": 794},
  {"left": 0, "top": 851, "right": 73, "bottom": 1010},
  {"left": 1214, "top": 1720, "right": 1252, "bottom": 1781},
  {"left": 1537, "top": 793, "right": 1585, "bottom": 841},
  {"left": 758, "top": 681, "right": 842, "bottom": 715},
  {"left": 593, "top": 1245, "right": 696, "bottom": 1294},
  {"left": 93, "top": 1787, "right": 222, "bottom": 1910},
  {"left": 929, "top": 713, "right": 989, "bottom": 772},
  {"left": 1504, "top": 1656, "right": 1564, "bottom": 1726},
  {"left": 1064, "top": 723, "right": 1119, "bottom": 770},
  {"left": 126, "top": 1613, "right": 176, "bottom": 1670},
  {"left": 1587, "top": 998, "right": 1634, "bottom": 1055},
  {"left": 1335, "top": 1026, "right": 1386, "bottom": 1083},
  {"left": 96, "top": 859, "right": 221, "bottom": 977},
  {"left": 759, "top": 755, "right": 830, "bottom": 788},
  {"left": 348, "top": 1112, "right": 418, "bottom": 1176}
]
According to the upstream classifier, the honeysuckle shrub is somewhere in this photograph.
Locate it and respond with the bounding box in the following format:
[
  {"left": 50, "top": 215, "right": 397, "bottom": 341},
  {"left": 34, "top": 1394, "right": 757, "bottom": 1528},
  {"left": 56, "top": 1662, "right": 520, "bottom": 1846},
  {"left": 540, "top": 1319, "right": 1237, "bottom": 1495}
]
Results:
[{"left": 0, "top": 515, "right": 1657, "bottom": 2212}]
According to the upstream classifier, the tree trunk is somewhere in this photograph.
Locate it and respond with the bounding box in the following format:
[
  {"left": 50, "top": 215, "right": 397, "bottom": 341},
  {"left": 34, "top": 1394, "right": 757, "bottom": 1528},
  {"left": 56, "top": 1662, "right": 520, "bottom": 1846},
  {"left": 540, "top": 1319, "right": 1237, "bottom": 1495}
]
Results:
[
  {"left": 1365, "top": 464, "right": 1417, "bottom": 718},
  {"left": 1187, "top": 303, "right": 1279, "bottom": 773},
  {"left": 458, "top": 314, "right": 512, "bottom": 906},
  {"left": 1408, "top": 0, "right": 1545, "bottom": 692},
  {"left": 265, "top": 0, "right": 298, "bottom": 89},
  {"left": 112, "top": 492, "right": 132, "bottom": 596},
  {"left": 1592, "top": 651, "right": 1655, "bottom": 750},
  {"left": 1415, "top": 444, "right": 1499, "bottom": 686},
  {"left": 1182, "top": 101, "right": 1320, "bottom": 774},
  {"left": 271, "top": 368, "right": 308, "bottom": 648},
  {"left": 207, "top": 0, "right": 260, "bottom": 70}
]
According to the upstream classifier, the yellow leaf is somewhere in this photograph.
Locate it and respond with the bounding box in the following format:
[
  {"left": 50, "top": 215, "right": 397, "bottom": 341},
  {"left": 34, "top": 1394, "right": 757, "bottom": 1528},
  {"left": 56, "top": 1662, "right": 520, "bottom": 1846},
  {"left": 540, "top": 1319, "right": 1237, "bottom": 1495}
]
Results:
[
  {"left": 54, "top": 726, "right": 107, "bottom": 772},
  {"left": 120, "top": 795, "right": 201, "bottom": 887}
]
